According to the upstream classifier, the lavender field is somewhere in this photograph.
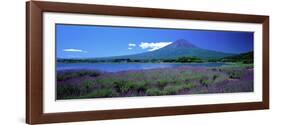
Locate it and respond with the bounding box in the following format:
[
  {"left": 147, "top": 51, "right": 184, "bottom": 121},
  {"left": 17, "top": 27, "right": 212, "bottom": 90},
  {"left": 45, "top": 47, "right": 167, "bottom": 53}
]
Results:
[{"left": 56, "top": 63, "right": 253, "bottom": 100}]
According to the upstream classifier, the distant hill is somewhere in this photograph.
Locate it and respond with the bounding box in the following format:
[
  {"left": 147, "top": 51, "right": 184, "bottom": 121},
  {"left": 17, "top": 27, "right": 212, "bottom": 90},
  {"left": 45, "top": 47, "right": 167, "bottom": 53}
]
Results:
[
  {"left": 221, "top": 51, "right": 253, "bottom": 63},
  {"left": 104, "top": 39, "right": 235, "bottom": 60}
]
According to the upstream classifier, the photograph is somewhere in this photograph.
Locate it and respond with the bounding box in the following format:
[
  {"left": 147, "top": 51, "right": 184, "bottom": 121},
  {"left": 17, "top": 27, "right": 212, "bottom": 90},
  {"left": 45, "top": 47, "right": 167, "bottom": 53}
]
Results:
[
  {"left": 56, "top": 24, "right": 254, "bottom": 100},
  {"left": 25, "top": 1, "right": 269, "bottom": 124}
]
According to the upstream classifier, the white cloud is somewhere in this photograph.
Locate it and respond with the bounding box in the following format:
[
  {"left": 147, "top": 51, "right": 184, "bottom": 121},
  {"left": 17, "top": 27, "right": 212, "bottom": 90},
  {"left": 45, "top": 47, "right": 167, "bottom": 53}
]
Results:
[
  {"left": 63, "top": 49, "right": 87, "bottom": 53},
  {"left": 139, "top": 42, "right": 172, "bottom": 51},
  {"left": 128, "top": 43, "right": 136, "bottom": 50},
  {"left": 128, "top": 43, "right": 136, "bottom": 47}
]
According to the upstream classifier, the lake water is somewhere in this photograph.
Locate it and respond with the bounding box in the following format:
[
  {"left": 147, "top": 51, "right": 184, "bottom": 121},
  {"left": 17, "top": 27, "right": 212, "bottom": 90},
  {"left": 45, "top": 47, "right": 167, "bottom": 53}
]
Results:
[{"left": 57, "top": 62, "right": 227, "bottom": 72}]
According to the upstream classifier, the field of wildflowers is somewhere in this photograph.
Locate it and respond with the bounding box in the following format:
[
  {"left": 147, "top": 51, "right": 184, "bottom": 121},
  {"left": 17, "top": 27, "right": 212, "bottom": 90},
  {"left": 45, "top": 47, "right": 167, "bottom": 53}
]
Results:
[{"left": 56, "top": 64, "right": 253, "bottom": 99}]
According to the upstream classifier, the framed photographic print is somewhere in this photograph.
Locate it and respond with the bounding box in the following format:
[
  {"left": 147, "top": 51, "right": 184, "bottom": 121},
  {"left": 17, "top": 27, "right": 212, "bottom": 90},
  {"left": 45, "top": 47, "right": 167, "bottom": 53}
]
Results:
[{"left": 26, "top": 1, "right": 269, "bottom": 124}]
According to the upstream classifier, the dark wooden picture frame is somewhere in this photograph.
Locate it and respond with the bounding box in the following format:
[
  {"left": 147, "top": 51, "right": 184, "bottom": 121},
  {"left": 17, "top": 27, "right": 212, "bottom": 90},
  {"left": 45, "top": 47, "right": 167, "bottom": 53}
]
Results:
[{"left": 26, "top": 1, "right": 269, "bottom": 124}]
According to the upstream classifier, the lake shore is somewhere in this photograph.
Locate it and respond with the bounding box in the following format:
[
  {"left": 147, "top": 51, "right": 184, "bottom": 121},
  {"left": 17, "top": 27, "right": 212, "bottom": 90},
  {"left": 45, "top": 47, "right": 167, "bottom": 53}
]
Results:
[
  {"left": 56, "top": 64, "right": 253, "bottom": 100},
  {"left": 57, "top": 62, "right": 230, "bottom": 72}
]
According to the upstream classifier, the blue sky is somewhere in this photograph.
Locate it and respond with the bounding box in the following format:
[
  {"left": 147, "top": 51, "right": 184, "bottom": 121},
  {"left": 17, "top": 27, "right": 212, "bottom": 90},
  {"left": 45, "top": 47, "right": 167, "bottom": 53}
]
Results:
[{"left": 56, "top": 24, "right": 253, "bottom": 58}]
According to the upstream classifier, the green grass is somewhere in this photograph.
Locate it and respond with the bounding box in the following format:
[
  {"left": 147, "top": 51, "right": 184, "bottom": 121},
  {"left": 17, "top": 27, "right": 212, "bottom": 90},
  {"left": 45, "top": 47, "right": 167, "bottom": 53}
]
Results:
[
  {"left": 146, "top": 88, "right": 162, "bottom": 96},
  {"left": 163, "top": 85, "right": 182, "bottom": 95},
  {"left": 56, "top": 84, "right": 81, "bottom": 99},
  {"left": 132, "top": 81, "right": 148, "bottom": 91},
  {"left": 81, "top": 80, "right": 95, "bottom": 93},
  {"left": 81, "top": 88, "right": 118, "bottom": 98},
  {"left": 114, "top": 80, "right": 134, "bottom": 93}
]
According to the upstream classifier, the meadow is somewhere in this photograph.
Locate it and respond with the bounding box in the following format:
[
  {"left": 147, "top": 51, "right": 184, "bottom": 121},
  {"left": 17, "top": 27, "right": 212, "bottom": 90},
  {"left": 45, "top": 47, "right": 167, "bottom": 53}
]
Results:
[{"left": 56, "top": 63, "right": 253, "bottom": 99}]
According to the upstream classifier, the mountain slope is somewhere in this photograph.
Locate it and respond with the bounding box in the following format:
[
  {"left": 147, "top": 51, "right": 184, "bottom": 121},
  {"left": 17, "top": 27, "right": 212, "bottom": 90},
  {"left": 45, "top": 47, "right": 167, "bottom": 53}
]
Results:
[
  {"left": 221, "top": 51, "right": 253, "bottom": 63},
  {"left": 107, "top": 39, "right": 234, "bottom": 60}
]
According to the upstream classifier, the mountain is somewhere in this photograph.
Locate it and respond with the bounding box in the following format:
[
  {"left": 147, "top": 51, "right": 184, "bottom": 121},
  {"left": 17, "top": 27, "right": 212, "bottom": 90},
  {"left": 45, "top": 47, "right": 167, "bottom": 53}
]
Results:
[{"left": 106, "top": 39, "right": 234, "bottom": 60}]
